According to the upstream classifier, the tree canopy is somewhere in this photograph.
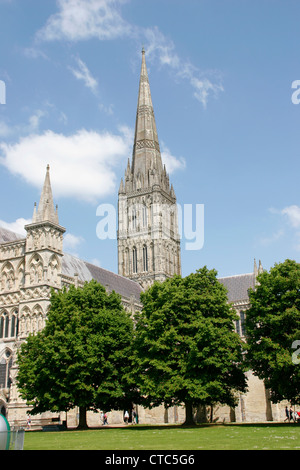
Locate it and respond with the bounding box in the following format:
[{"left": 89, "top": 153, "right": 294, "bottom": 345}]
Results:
[
  {"left": 245, "top": 259, "right": 300, "bottom": 404},
  {"left": 134, "top": 267, "right": 247, "bottom": 424},
  {"left": 17, "top": 280, "right": 138, "bottom": 428}
]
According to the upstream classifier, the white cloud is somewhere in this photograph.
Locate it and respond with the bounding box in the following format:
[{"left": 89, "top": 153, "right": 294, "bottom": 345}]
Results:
[
  {"left": 161, "top": 143, "right": 186, "bottom": 174},
  {"left": 69, "top": 57, "right": 98, "bottom": 94},
  {"left": 64, "top": 233, "right": 85, "bottom": 249},
  {"left": 281, "top": 205, "right": 300, "bottom": 228},
  {"left": 0, "top": 127, "right": 132, "bottom": 203},
  {"left": 0, "top": 109, "right": 47, "bottom": 138},
  {"left": 0, "top": 218, "right": 31, "bottom": 237},
  {"left": 37, "top": 0, "right": 132, "bottom": 42}
]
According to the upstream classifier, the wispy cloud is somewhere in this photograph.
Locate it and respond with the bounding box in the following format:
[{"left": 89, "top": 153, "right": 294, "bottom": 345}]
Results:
[
  {"left": 281, "top": 205, "right": 300, "bottom": 228},
  {"left": 0, "top": 109, "right": 46, "bottom": 138},
  {"left": 37, "top": 0, "right": 132, "bottom": 42},
  {"left": 36, "top": 0, "right": 223, "bottom": 109},
  {"left": 143, "top": 26, "right": 224, "bottom": 108},
  {"left": 259, "top": 229, "right": 285, "bottom": 247},
  {"left": 69, "top": 57, "right": 98, "bottom": 94},
  {"left": 265, "top": 205, "right": 300, "bottom": 251}
]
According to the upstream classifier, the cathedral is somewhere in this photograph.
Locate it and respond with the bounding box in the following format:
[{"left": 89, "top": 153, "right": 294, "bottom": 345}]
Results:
[{"left": 0, "top": 50, "right": 286, "bottom": 427}]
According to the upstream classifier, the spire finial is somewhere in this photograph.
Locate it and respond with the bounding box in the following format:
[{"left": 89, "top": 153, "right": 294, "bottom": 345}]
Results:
[{"left": 142, "top": 46, "right": 145, "bottom": 54}]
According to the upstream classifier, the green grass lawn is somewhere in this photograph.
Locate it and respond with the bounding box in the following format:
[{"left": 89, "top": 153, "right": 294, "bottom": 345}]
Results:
[{"left": 23, "top": 423, "right": 300, "bottom": 450}]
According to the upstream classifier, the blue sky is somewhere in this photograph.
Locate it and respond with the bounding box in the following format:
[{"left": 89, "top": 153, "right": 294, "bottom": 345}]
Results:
[{"left": 0, "top": 0, "right": 300, "bottom": 279}]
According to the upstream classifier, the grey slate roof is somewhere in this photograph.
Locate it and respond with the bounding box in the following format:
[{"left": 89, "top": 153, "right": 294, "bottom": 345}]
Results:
[
  {"left": 61, "top": 253, "right": 143, "bottom": 303},
  {"left": 0, "top": 227, "right": 25, "bottom": 243},
  {"left": 218, "top": 273, "right": 255, "bottom": 303}
]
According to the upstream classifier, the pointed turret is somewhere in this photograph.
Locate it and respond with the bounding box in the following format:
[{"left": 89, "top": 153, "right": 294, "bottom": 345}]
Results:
[
  {"left": 119, "top": 177, "right": 125, "bottom": 195},
  {"left": 35, "top": 165, "right": 59, "bottom": 224},
  {"left": 25, "top": 164, "right": 65, "bottom": 258},
  {"left": 131, "top": 48, "right": 163, "bottom": 183},
  {"left": 254, "top": 258, "right": 258, "bottom": 277}
]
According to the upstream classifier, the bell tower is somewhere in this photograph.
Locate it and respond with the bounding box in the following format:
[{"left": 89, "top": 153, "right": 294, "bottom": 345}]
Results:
[{"left": 118, "top": 49, "right": 181, "bottom": 289}]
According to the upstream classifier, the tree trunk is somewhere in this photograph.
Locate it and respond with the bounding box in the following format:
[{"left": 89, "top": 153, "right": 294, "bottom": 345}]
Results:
[
  {"left": 77, "top": 406, "right": 88, "bottom": 429},
  {"left": 210, "top": 405, "right": 213, "bottom": 423},
  {"left": 183, "top": 402, "right": 195, "bottom": 426}
]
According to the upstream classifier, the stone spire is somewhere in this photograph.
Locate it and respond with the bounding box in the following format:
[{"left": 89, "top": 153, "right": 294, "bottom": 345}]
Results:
[
  {"left": 33, "top": 165, "right": 59, "bottom": 225},
  {"left": 132, "top": 48, "right": 163, "bottom": 182},
  {"left": 118, "top": 48, "right": 181, "bottom": 288}
]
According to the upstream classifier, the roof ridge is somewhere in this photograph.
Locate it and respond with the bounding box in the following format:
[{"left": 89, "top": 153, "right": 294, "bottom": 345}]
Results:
[
  {"left": 218, "top": 272, "right": 254, "bottom": 280},
  {"left": 63, "top": 252, "right": 142, "bottom": 289},
  {"left": 84, "top": 259, "right": 142, "bottom": 286}
]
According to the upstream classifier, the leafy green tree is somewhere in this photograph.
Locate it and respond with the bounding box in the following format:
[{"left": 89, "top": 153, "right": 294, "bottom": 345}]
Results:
[
  {"left": 134, "top": 268, "right": 247, "bottom": 425},
  {"left": 17, "top": 280, "right": 138, "bottom": 428},
  {"left": 245, "top": 259, "right": 300, "bottom": 404}
]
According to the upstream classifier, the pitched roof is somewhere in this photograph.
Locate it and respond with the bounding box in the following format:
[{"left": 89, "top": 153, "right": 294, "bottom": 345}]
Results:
[
  {"left": 61, "top": 253, "right": 143, "bottom": 303},
  {"left": 218, "top": 273, "right": 255, "bottom": 303},
  {"left": 0, "top": 227, "right": 25, "bottom": 243}
]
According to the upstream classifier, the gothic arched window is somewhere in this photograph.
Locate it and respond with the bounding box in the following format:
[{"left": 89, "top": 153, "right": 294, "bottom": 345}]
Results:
[
  {"left": 132, "top": 247, "right": 137, "bottom": 274},
  {"left": 143, "top": 245, "right": 148, "bottom": 272},
  {"left": 0, "top": 310, "right": 18, "bottom": 339},
  {"left": 0, "top": 350, "right": 13, "bottom": 389},
  {"left": 0, "top": 312, "right": 9, "bottom": 339}
]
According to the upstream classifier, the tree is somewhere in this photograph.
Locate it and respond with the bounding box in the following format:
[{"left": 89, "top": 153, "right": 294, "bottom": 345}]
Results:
[
  {"left": 134, "top": 267, "right": 247, "bottom": 425},
  {"left": 17, "top": 280, "right": 138, "bottom": 429},
  {"left": 245, "top": 259, "right": 300, "bottom": 404}
]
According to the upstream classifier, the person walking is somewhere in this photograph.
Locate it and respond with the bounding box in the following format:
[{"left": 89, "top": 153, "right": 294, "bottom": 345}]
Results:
[
  {"left": 26, "top": 415, "right": 31, "bottom": 430},
  {"left": 284, "top": 406, "right": 289, "bottom": 422},
  {"left": 124, "top": 410, "right": 129, "bottom": 425}
]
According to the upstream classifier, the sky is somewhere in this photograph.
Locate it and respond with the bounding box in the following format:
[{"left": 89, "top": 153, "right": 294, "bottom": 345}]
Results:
[{"left": 0, "top": 0, "right": 300, "bottom": 279}]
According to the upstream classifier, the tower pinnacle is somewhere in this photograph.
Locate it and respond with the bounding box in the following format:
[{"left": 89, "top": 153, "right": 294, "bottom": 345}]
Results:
[{"left": 33, "top": 165, "right": 59, "bottom": 225}]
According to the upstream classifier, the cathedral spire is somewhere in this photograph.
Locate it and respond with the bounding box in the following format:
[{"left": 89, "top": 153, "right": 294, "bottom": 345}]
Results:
[
  {"left": 132, "top": 48, "right": 163, "bottom": 179},
  {"left": 118, "top": 49, "right": 181, "bottom": 287},
  {"left": 35, "top": 165, "right": 59, "bottom": 225}
]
